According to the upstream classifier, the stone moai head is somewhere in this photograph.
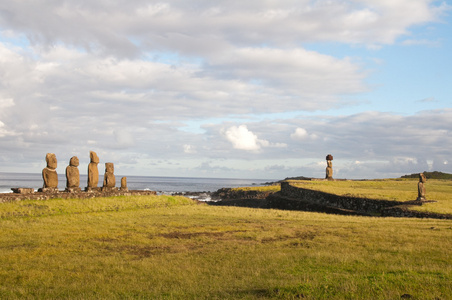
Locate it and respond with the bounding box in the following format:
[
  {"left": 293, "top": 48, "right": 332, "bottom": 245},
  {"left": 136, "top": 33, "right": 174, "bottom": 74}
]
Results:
[
  {"left": 90, "top": 151, "right": 99, "bottom": 164},
  {"left": 69, "top": 156, "right": 79, "bottom": 167},
  {"left": 46, "top": 153, "right": 57, "bottom": 169},
  {"left": 105, "top": 162, "right": 114, "bottom": 173},
  {"left": 326, "top": 154, "right": 333, "bottom": 161},
  {"left": 419, "top": 173, "right": 426, "bottom": 183}
]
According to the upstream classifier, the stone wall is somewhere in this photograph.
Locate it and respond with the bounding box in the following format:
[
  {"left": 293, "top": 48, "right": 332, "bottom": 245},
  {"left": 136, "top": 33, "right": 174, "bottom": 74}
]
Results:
[
  {"left": 210, "top": 182, "right": 452, "bottom": 219},
  {"left": 278, "top": 181, "right": 398, "bottom": 212},
  {"left": 275, "top": 181, "right": 452, "bottom": 219},
  {"left": 211, "top": 188, "right": 274, "bottom": 200}
]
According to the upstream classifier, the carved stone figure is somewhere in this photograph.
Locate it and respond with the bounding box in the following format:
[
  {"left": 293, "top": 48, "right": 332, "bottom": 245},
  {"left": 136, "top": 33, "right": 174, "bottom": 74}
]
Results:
[
  {"left": 417, "top": 173, "right": 427, "bottom": 201},
  {"left": 325, "top": 154, "right": 333, "bottom": 180},
  {"left": 40, "top": 153, "right": 58, "bottom": 192},
  {"left": 102, "top": 162, "right": 116, "bottom": 189},
  {"left": 120, "top": 177, "right": 128, "bottom": 191},
  {"left": 65, "top": 156, "right": 81, "bottom": 192},
  {"left": 86, "top": 151, "right": 100, "bottom": 191}
]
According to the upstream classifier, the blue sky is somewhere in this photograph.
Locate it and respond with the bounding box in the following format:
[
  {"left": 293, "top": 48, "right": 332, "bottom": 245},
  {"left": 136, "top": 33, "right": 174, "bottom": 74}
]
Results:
[{"left": 0, "top": 1, "right": 451, "bottom": 180}]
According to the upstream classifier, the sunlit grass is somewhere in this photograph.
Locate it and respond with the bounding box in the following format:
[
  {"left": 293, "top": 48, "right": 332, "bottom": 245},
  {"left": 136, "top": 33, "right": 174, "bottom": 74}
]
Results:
[
  {"left": 288, "top": 179, "right": 452, "bottom": 215},
  {"left": 0, "top": 194, "right": 195, "bottom": 219},
  {"left": 1, "top": 195, "right": 451, "bottom": 299},
  {"left": 231, "top": 185, "right": 281, "bottom": 193}
]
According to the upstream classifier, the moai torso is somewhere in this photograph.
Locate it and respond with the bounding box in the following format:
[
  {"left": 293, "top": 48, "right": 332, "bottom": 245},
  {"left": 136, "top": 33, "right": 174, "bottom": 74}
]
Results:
[
  {"left": 120, "top": 177, "right": 128, "bottom": 191},
  {"left": 103, "top": 162, "right": 116, "bottom": 188},
  {"left": 417, "top": 173, "right": 426, "bottom": 200},
  {"left": 87, "top": 151, "right": 99, "bottom": 188},
  {"left": 66, "top": 156, "right": 80, "bottom": 191},
  {"left": 325, "top": 154, "right": 333, "bottom": 180},
  {"left": 42, "top": 153, "right": 58, "bottom": 189}
]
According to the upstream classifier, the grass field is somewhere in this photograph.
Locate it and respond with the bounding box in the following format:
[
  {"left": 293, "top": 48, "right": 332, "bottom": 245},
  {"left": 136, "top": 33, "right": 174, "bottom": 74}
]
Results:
[
  {"left": 287, "top": 179, "right": 452, "bottom": 215},
  {"left": 1, "top": 195, "right": 451, "bottom": 299}
]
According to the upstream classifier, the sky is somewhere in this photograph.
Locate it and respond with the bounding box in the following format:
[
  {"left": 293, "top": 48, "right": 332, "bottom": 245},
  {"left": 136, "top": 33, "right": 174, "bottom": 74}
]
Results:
[{"left": 0, "top": 0, "right": 451, "bottom": 180}]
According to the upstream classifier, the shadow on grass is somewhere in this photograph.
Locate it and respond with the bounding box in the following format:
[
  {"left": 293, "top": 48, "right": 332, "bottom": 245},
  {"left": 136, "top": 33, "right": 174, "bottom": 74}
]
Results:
[{"left": 207, "top": 196, "right": 370, "bottom": 216}]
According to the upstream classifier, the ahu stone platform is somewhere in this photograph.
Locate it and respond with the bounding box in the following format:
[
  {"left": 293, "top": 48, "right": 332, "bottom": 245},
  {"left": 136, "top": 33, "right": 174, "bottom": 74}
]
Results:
[{"left": 1, "top": 189, "right": 157, "bottom": 203}]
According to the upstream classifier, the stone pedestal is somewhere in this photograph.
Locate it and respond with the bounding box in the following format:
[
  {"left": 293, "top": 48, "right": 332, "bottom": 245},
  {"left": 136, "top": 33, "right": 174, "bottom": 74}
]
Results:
[
  {"left": 38, "top": 187, "right": 59, "bottom": 193},
  {"left": 65, "top": 187, "right": 82, "bottom": 193},
  {"left": 11, "top": 188, "right": 34, "bottom": 194},
  {"left": 101, "top": 187, "right": 118, "bottom": 192}
]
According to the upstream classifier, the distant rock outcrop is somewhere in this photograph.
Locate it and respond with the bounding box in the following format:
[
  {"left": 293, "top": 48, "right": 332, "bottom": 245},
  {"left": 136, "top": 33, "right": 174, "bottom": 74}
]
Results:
[{"left": 401, "top": 171, "right": 452, "bottom": 180}]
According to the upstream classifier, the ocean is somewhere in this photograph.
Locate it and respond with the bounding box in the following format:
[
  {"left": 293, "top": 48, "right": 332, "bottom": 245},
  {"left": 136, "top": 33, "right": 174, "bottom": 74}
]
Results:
[{"left": 0, "top": 172, "right": 273, "bottom": 194}]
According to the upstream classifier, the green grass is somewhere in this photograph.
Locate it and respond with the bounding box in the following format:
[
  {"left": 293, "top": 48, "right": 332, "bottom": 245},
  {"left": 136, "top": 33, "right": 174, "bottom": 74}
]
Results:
[
  {"left": 231, "top": 185, "right": 281, "bottom": 193},
  {"left": 1, "top": 195, "right": 451, "bottom": 299},
  {"left": 288, "top": 179, "right": 452, "bottom": 215}
]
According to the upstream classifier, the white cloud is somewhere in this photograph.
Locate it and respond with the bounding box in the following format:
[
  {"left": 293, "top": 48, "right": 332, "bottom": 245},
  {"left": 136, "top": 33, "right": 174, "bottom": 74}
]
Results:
[
  {"left": 0, "top": 1, "right": 447, "bottom": 56},
  {"left": 0, "top": 1, "right": 450, "bottom": 179},
  {"left": 183, "top": 144, "right": 196, "bottom": 154},
  {"left": 291, "top": 127, "right": 318, "bottom": 141},
  {"left": 224, "top": 125, "right": 263, "bottom": 151},
  {"left": 223, "top": 125, "right": 286, "bottom": 152},
  {"left": 0, "top": 98, "right": 15, "bottom": 109}
]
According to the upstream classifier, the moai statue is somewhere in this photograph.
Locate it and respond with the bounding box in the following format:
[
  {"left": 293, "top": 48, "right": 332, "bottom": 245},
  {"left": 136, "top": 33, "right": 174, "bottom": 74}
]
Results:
[
  {"left": 417, "top": 172, "right": 427, "bottom": 201},
  {"left": 102, "top": 162, "right": 116, "bottom": 190},
  {"left": 325, "top": 154, "right": 333, "bottom": 180},
  {"left": 120, "top": 177, "right": 128, "bottom": 192},
  {"left": 86, "top": 151, "right": 100, "bottom": 191},
  {"left": 65, "top": 156, "right": 81, "bottom": 192},
  {"left": 40, "top": 153, "right": 58, "bottom": 192}
]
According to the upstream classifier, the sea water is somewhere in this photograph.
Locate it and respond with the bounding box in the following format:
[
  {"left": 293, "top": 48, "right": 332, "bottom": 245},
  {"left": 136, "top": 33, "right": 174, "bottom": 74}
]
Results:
[{"left": 0, "top": 172, "right": 272, "bottom": 194}]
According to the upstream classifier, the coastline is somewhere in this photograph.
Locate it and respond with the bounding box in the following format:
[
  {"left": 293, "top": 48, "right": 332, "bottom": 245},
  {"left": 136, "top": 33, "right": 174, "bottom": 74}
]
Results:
[{"left": 0, "top": 172, "right": 273, "bottom": 195}]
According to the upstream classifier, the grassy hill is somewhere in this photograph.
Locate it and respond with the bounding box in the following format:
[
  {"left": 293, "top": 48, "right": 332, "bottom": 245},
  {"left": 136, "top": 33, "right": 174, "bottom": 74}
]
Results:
[
  {"left": 286, "top": 179, "right": 452, "bottom": 215},
  {"left": 1, "top": 194, "right": 451, "bottom": 299},
  {"left": 401, "top": 171, "right": 452, "bottom": 180}
]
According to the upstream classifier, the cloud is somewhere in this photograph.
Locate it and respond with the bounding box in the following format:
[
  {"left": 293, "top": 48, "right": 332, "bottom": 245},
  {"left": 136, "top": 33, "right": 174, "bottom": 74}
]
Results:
[
  {"left": 224, "top": 125, "right": 265, "bottom": 151},
  {"left": 223, "top": 125, "right": 287, "bottom": 152},
  {"left": 0, "top": 1, "right": 450, "bottom": 179},
  {"left": 183, "top": 144, "right": 196, "bottom": 154},
  {"left": 113, "top": 130, "right": 135, "bottom": 149},
  {"left": 291, "top": 128, "right": 318, "bottom": 141},
  {"left": 0, "top": 1, "right": 447, "bottom": 56},
  {"left": 401, "top": 39, "right": 441, "bottom": 47},
  {"left": 204, "top": 47, "right": 368, "bottom": 94},
  {"left": 416, "top": 97, "right": 437, "bottom": 103}
]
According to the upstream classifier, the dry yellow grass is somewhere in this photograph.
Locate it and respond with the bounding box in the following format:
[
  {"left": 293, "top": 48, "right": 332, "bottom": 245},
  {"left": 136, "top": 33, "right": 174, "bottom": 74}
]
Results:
[
  {"left": 288, "top": 179, "right": 452, "bottom": 215},
  {"left": 1, "top": 194, "right": 451, "bottom": 299}
]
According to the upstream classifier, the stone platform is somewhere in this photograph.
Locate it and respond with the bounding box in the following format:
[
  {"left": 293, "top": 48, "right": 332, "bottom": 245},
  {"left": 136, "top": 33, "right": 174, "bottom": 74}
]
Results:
[{"left": 1, "top": 189, "right": 157, "bottom": 203}]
